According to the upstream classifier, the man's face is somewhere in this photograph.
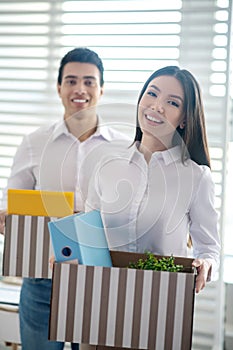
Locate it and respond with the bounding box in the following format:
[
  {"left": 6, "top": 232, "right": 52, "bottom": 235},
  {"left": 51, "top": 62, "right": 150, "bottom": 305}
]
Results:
[{"left": 57, "top": 61, "right": 104, "bottom": 120}]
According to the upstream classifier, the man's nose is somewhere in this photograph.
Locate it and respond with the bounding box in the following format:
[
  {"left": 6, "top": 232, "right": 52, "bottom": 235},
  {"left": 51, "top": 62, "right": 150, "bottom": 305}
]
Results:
[{"left": 74, "top": 81, "right": 86, "bottom": 94}]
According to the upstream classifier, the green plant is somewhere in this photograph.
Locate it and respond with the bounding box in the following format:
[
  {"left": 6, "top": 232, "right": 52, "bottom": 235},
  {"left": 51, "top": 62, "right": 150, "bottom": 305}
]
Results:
[{"left": 128, "top": 252, "right": 183, "bottom": 272}]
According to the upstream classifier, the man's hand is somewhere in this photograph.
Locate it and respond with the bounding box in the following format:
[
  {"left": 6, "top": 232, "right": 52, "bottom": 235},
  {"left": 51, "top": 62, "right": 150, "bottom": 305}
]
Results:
[
  {"left": 0, "top": 209, "right": 7, "bottom": 234},
  {"left": 49, "top": 255, "right": 55, "bottom": 270},
  {"left": 192, "top": 259, "right": 212, "bottom": 293}
]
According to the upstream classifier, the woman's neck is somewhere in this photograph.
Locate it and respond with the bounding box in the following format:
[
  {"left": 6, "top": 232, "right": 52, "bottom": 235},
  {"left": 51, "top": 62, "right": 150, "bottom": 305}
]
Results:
[{"left": 139, "top": 134, "right": 172, "bottom": 163}]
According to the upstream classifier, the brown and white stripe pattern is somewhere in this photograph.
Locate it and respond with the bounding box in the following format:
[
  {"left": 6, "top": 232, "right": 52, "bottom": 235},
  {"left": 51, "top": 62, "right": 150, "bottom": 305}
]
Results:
[
  {"left": 3, "top": 214, "right": 53, "bottom": 278},
  {"left": 49, "top": 263, "right": 196, "bottom": 350}
]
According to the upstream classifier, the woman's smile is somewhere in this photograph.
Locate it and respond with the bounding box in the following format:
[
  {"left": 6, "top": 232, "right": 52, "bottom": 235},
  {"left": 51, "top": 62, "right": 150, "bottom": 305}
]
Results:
[{"left": 145, "top": 113, "right": 164, "bottom": 124}]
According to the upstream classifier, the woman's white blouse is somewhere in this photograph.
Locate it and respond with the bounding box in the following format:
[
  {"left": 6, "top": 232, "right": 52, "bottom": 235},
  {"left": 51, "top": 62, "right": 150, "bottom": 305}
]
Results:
[{"left": 86, "top": 144, "right": 220, "bottom": 278}]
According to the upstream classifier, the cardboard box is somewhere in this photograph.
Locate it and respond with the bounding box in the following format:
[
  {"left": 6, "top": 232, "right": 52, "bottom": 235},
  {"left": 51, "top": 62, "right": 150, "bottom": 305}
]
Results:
[
  {"left": 3, "top": 189, "right": 74, "bottom": 278},
  {"left": 49, "top": 251, "right": 196, "bottom": 350},
  {"left": 3, "top": 214, "right": 53, "bottom": 278},
  {"left": 7, "top": 189, "right": 74, "bottom": 217}
]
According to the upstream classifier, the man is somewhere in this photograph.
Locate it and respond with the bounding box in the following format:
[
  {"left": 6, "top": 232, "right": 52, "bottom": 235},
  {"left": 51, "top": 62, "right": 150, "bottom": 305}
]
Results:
[{"left": 0, "top": 47, "right": 130, "bottom": 350}]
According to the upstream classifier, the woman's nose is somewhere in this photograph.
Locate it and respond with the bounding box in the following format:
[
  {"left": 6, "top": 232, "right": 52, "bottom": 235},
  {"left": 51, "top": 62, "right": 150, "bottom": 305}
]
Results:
[
  {"left": 151, "top": 101, "right": 164, "bottom": 113},
  {"left": 157, "top": 105, "right": 164, "bottom": 113}
]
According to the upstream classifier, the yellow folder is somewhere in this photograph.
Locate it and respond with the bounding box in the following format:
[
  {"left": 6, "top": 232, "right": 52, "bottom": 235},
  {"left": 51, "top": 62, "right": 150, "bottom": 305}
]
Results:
[{"left": 7, "top": 189, "right": 74, "bottom": 217}]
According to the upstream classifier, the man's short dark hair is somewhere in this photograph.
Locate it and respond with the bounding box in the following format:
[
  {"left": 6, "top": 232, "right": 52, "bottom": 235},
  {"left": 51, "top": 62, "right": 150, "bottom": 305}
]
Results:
[{"left": 57, "top": 47, "right": 104, "bottom": 86}]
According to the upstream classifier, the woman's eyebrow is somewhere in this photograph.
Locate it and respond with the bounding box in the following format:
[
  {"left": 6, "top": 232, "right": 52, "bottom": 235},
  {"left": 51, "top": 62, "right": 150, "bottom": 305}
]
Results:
[
  {"left": 169, "top": 94, "right": 184, "bottom": 103},
  {"left": 149, "top": 84, "right": 160, "bottom": 92}
]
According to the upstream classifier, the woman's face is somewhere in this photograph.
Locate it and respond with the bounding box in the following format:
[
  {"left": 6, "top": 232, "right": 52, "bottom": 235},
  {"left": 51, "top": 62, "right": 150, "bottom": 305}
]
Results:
[{"left": 138, "top": 75, "right": 185, "bottom": 143}]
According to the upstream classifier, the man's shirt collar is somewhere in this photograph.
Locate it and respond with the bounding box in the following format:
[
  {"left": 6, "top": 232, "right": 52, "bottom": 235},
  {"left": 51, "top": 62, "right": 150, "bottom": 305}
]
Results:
[{"left": 51, "top": 116, "right": 114, "bottom": 142}]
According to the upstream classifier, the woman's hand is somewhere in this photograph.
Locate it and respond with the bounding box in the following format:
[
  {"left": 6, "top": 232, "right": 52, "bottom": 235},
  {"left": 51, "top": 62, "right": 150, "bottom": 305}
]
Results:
[
  {"left": 0, "top": 209, "right": 7, "bottom": 234},
  {"left": 192, "top": 259, "right": 212, "bottom": 293}
]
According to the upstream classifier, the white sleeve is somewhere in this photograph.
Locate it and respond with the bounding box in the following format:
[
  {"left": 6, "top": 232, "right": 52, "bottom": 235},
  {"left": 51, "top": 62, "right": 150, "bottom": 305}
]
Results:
[
  {"left": 1, "top": 135, "right": 36, "bottom": 208},
  {"left": 189, "top": 166, "right": 221, "bottom": 280}
]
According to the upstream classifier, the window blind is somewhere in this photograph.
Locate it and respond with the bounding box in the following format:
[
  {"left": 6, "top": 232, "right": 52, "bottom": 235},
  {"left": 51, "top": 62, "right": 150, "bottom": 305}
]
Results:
[
  {"left": 0, "top": 0, "right": 185, "bottom": 197},
  {"left": 0, "top": 0, "right": 230, "bottom": 192}
]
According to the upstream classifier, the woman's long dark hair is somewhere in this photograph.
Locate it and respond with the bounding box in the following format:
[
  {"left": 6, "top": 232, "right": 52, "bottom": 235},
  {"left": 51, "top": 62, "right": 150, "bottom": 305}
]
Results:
[{"left": 134, "top": 66, "right": 211, "bottom": 167}]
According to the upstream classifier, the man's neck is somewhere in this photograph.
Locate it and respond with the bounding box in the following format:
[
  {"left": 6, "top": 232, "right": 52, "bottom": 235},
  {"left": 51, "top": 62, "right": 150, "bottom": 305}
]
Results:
[{"left": 65, "top": 113, "right": 98, "bottom": 142}]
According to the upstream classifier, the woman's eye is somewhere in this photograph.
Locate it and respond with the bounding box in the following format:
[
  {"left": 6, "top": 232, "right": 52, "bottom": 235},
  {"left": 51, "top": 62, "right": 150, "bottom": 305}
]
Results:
[
  {"left": 169, "top": 100, "right": 179, "bottom": 108},
  {"left": 147, "top": 91, "right": 157, "bottom": 97}
]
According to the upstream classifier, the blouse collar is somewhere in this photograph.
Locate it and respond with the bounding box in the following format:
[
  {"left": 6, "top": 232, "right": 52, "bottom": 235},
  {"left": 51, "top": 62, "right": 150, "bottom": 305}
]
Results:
[{"left": 128, "top": 142, "right": 183, "bottom": 165}]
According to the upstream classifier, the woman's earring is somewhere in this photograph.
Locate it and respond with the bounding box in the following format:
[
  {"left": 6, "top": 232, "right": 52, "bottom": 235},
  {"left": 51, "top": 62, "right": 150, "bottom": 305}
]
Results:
[{"left": 179, "top": 121, "right": 185, "bottom": 129}]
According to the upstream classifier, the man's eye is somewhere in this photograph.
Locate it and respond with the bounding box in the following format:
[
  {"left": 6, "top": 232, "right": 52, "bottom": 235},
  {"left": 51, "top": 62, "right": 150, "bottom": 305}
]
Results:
[
  {"left": 66, "top": 79, "right": 76, "bottom": 85},
  {"left": 85, "top": 80, "right": 96, "bottom": 87}
]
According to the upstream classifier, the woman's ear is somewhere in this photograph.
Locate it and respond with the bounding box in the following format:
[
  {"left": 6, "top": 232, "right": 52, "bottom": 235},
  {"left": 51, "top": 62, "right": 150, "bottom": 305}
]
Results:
[{"left": 179, "top": 119, "right": 186, "bottom": 129}]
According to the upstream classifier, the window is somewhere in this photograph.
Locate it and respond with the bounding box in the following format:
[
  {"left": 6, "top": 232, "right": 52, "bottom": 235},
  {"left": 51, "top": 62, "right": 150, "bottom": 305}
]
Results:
[
  {"left": 0, "top": 0, "right": 230, "bottom": 197},
  {"left": 0, "top": 0, "right": 185, "bottom": 199}
]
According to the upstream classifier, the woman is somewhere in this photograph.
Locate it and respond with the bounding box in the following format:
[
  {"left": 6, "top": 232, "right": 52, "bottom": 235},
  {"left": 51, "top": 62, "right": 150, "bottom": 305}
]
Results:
[{"left": 86, "top": 66, "right": 220, "bottom": 294}]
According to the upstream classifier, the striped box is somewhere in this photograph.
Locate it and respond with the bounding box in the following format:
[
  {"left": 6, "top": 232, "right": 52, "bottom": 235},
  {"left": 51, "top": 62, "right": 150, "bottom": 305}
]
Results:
[
  {"left": 49, "top": 251, "right": 196, "bottom": 350},
  {"left": 3, "top": 214, "right": 53, "bottom": 278}
]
